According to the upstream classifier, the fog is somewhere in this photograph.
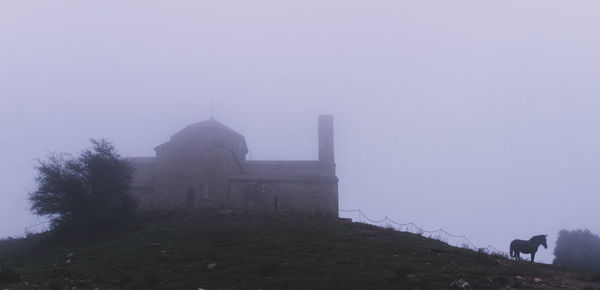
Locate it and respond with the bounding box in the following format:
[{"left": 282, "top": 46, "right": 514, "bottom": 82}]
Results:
[{"left": 2, "top": 1, "right": 600, "bottom": 263}]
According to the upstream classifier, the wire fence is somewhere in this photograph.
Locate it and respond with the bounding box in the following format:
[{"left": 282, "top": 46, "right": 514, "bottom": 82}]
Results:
[
  {"left": 339, "top": 209, "right": 507, "bottom": 256},
  {"left": 21, "top": 210, "right": 507, "bottom": 256}
]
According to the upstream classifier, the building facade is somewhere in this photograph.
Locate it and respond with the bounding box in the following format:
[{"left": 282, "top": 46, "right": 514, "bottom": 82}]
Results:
[{"left": 128, "top": 115, "right": 339, "bottom": 217}]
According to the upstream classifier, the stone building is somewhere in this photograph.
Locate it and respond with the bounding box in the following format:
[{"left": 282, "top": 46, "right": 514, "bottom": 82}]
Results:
[{"left": 128, "top": 115, "right": 339, "bottom": 217}]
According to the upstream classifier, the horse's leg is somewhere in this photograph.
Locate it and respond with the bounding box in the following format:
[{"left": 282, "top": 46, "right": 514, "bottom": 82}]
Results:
[
  {"left": 531, "top": 252, "right": 535, "bottom": 262},
  {"left": 516, "top": 252, "right": 520, "bottom": 260}
]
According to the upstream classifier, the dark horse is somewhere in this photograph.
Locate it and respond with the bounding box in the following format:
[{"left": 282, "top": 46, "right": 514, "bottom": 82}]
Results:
[{"left": 510, "top": 234, "right": 547, "bottom": 262}]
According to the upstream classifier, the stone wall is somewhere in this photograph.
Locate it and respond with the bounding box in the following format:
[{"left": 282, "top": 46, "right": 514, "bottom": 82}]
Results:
[
  {"left": 229, "top": 177, "right": 338, "bottom": 217},
  {"left": 153, "top": 138, "right": 241, "bottom": 208}
]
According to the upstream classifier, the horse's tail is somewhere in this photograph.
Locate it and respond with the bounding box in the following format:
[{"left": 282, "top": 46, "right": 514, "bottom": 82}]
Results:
[{"left": 509, "top": 241, "right": 515, "bottom": 258}]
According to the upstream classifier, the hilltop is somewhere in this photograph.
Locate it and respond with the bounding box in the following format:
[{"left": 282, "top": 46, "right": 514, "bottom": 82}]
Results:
[{"left": 1, "top": 210, "right": 599, "bottom": 289}]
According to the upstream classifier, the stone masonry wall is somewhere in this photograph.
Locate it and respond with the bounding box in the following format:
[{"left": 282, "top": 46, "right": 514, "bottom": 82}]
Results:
[
  {"left": 229, "top": 178, "right": 338, "bottom": 217},
  {"left": 153, "top": 138, "right": 240, "bottom": 209}
]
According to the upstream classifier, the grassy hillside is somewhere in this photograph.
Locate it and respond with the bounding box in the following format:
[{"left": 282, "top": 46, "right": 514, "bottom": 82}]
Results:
[{"left": 1, "top": 209, "right": 599, "bottom": 289}]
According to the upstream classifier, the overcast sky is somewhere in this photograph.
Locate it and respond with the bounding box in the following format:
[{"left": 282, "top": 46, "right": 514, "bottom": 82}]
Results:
[{"left": 2, "top": 1, "right": 600, "bottom": 263}]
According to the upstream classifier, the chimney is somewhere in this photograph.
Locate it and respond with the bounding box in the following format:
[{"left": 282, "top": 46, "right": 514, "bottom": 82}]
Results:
[{"left": 318, "top": 115, "right": 335, "bottom": 165}]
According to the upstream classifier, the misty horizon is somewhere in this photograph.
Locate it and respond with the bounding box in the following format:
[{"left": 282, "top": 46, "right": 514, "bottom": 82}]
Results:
[{"left": 3, "top": 1, "right": 600, "bottom": 264}]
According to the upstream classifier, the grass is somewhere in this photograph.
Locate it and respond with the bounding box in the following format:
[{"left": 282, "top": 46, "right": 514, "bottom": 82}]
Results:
[{"left": 1, "top": 209, "right": 599, "bottom": 289}]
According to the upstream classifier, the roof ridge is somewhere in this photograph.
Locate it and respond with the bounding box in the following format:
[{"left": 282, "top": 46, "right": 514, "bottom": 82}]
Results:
[{"left": 173, "top": 119, "right": 244, "bottom": 139}]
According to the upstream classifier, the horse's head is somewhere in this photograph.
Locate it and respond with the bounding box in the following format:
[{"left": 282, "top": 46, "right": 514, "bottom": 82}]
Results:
[
  {"left": 531, "top": 234, "right": 548, "bottom": 249},
  {"left": 541, "top": 235, "right": 548, "bottom": 249}
]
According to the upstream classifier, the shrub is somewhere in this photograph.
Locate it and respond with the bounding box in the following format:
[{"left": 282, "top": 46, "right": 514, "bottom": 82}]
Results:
[
  {"left": 553, "top": 229, "right": 600, "bottom": 274},
  {"left": 29, "top": 139, "right": 136, "bottom": 233}
]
